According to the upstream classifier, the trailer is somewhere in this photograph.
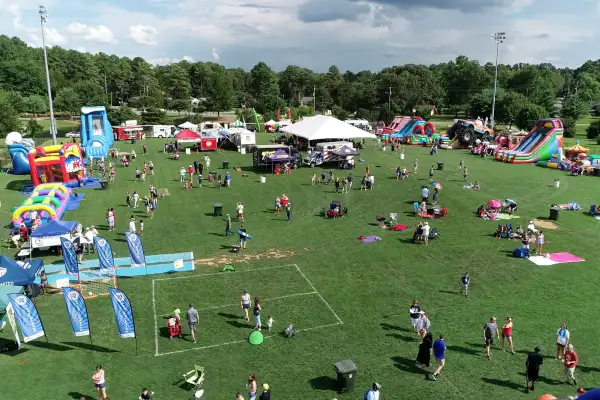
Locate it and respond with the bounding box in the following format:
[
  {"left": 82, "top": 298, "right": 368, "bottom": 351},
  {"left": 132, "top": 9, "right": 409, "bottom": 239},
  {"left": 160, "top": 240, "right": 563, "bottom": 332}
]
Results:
[
  {"left": 141, "top": 125, "right": 177, "bottom": 138},
  {"left": 252, "top": 144, "right": 301, "bottom": 169},
  {"left": 304, "top": 141, "right": 356, "bottom": 167},
  {"left": 113, "top": 122, "right": 143, "bottom": 141}
]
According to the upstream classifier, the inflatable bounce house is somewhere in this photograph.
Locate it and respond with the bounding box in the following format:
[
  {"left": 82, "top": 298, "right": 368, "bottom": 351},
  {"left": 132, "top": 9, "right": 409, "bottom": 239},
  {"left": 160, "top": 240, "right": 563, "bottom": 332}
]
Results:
[
  {"left": 377, "top": 116, "right": 445, "bottom": 145},
  {"left": 12, "top": 183, "right": 71, "bottom": 228},
  {"left": 80, "top": 106, "right": 114, "bottom": 159},
  {"left": 5, "top": 132, "right": 34, "bottom": 174},
  {"left": 495, "top": 119, "right": 563, "bottom": 164},
  {"left": 28, "top": 143, "right": 87, "bottom": 187}
]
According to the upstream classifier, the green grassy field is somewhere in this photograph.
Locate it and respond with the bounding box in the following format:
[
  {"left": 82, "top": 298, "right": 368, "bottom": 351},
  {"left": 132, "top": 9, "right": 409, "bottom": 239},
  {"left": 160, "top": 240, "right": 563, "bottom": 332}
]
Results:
[{"left": 1, "top": 134, "right": 600, "bottom": 400}]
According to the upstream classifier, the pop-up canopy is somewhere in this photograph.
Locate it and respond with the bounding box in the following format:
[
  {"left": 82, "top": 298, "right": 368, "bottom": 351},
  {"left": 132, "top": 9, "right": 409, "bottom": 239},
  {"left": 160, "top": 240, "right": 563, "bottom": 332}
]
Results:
[
  {"left": 282, "top": 115, "right": 376, "bottom": 141},
  {"left": 0, "top": 256, "right": 44, "bottom": 286},
  {"left": 175, "top": 129, "right": 202, "bottom": 143}
]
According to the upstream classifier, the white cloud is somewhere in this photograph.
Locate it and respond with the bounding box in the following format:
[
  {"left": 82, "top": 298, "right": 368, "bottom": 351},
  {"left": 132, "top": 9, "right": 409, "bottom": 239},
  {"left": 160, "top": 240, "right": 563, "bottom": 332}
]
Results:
[
  {"left": 66, "top": 22, "right": 117, "bottom": 44},
  {"left": 7, "top": 3, "right": 67, "bottom": 46},
  {"left": 129, "top": 24, "right": 158, "bottom": 45},
  {"left": 211, "top": 48, "right": 220, "bottom": 61},
  {"left": 182, "top": 56, "right": 194, "bottom": 62},
  {"left": 150, "top": 56, "right": 194, "bottom": 65}
]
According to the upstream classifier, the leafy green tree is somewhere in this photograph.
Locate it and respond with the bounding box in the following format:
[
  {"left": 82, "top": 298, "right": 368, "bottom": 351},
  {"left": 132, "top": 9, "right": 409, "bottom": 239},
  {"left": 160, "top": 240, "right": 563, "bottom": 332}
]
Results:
[
  {"left": 26, "top": 119, "right": 44, "bottom": 138},
  {"left": 141, "top": 108, "right": 169, "bottom": 125},
  {"left": 108, "top": 106, "right": 138, "bottom": 126},
  {"left": 23, "top": 95, "right": 48, "bottom": 116},
  {"left": 332, "top": 105, "right": 349, "bottom": 121},
  {"left": 0, "top": 91, "right": 22, "bottom": 136},
  {"left": 496, "top": 91, "right": 528, "bottom": 128},
  {"left": 515, "top": 102, "right": 547, "bottom": 131},
  {"left": 54, "top": 87, "right": 80, "bottom": 116},
  {"left": 586, "top": 120, "right": 600, "bottom": 140},
  {"left": 169, "top": 99, "right": 190, "bottom": 116},
  {"left": 204, "top": 68, "right": 235, "bottom": 117},
  {"left": 560, "top": 96, "right": 587, "bottom": 121},
  {"left": 249, "top": 62, "right": 280, "bottom": 114},
  {"left": 163, "top": 64, "right": 191, "bottom": 100},
  {"left": 562, "top": 117, "right": 577, "bottom": 138}
]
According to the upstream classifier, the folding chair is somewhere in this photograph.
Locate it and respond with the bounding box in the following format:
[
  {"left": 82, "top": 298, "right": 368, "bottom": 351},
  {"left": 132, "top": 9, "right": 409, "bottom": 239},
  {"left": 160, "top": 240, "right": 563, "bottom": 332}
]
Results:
[
  {"left": 413, "top": 202, "right": 420, "bottom": 213},
  {"left": 183, "top": 365, "right": 205, "bottom": 391},
  {"left": 389, "top": 213, "right": 398, "bottom": 224}
]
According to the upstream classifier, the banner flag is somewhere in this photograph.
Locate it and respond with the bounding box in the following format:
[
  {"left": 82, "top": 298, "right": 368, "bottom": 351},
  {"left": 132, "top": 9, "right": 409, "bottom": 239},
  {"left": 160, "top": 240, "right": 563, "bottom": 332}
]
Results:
[
  {"left": 5, "top": 303, "right": 21, "bottom": 349},
  {"left": 93, "top": 236, "right": 115, "bottom": 273},
  {"left": 7, "top": 294, "right": 45, "bottom": 342},
  {"left": 108, "top": 288, "right": 136, "bottom": 338},
  {"left": 61, "top": 288, "right": 90, "bottom": 336},
  {"left": 60, "top": 237, "right": 79, "bottom": 276},
  {"left": 125, "top": 232, "right": 145, "bottom": 267}
]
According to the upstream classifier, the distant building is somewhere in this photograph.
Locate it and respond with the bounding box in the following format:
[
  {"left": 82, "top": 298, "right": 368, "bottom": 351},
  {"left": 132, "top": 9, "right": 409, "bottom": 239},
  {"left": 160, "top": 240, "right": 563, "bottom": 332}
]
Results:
[{"left": 300, "top": 96, "right": 315, "bottom": 106}]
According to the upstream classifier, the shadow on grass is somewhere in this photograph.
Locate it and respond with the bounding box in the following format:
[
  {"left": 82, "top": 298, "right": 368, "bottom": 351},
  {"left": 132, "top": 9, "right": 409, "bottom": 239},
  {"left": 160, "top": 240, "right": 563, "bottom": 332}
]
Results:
[
  {"left": 447, "top": 345, "right": 480, "bottom": 356},
  {"left": 380, "top": 323, "right": 411, "bottom": 332},
  {"left": 466, "top": 342, "right": 485, "bottom": 349},
  {"left": 217, "top": 312, "right": 240, "bottom": 319},
  {"left": 438, "top": 290, "right": 460, "bottom": 295},
  {"left": 578, "top": 365, "right": 600, "bottom": 373},
  {"left": 386, "top": 333, "right": 415, "bottom": 342},
  {"left": 62, "top": 341, "right": 119, "bottom": 353},
  {"left": 481, "top": 377, "right": 523, "bottom": 391},
  {"left": 538, "top": 376, "right": 563, "bottom": 385},
  {"left": 27, "top": 341, "right": 72, "bottom": 351},
  {"left": 391, "top": 356, "right": 427, "bottom": 376},
  {"left": 5, "top": 179, "right": 30, "bottom": 192},
  {"left": 226, "top": 320, "right": 251, "bottom": 329},
  {"left": 68, "top": 392, "right": 93, "bottom": 399},
  {"left": 309, "top": 376, "right": 338, "bottom": 392}
]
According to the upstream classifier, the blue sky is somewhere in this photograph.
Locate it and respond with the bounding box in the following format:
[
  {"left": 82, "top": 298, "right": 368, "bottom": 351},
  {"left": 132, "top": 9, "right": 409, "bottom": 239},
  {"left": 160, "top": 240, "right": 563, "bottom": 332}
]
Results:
[{"left": 1, "top": 0, "right": 599, "bottom": 71}]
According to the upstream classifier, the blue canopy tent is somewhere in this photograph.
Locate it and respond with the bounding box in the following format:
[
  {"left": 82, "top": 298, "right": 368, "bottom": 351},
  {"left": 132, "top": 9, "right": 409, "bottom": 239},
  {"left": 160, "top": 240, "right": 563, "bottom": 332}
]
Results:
[
  {"left": 29, "top": 220, "right": 78, "bottom": 249},
  {"left": 0, "top": 256, "right": 44, "bottom": 286}
]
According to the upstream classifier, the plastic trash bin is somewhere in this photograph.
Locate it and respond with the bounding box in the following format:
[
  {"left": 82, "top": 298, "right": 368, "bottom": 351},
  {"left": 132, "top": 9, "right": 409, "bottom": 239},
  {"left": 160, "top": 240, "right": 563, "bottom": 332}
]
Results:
[
  {"left": 334, "top": 359, "right": 357, "bottom": 393},
  {"left": 223, "top": 161, "right": 229, "bottom": 169},
  {"left": 213, "top": 203, "right": 223, "bottom": 217},
  {"left": 437, "top": 162, "right": 444, "bottom": 170},
  {"left": 131, "top": 138, "right": 136, "bottom": 144},
  {"left": 549, "top": 207, "right": 560, "bottom": 221}
]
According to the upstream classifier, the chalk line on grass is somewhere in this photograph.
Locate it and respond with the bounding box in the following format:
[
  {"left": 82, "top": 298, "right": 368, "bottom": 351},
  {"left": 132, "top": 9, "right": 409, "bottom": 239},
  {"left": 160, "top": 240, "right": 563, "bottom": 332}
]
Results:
[
  {"left": 152, "top": 279, "right": 159, "bottom": 356},
  {"left": 294, "top": 264, "right": 343, "bottom": 325},
  {"left": 152, "top": 263, "right": 296, "bottom": 282},
  {"left": 157, "top": 291, "right": 317, "bottom": 316}
]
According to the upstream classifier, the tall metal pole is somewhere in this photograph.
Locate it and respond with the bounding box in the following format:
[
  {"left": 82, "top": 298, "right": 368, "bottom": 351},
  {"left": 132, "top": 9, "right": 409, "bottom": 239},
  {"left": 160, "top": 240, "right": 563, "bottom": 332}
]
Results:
[
  {"left": 388, "top": 86, "right": 392, "bottom": 110},
  {"left": 490, "top": 32, "right": 506, "bottom": 131},
  {"left": 313, "top": 86, "right": 316, "bottom": 115},
  {"left": 39, "top": 6, "right": 57, "bottom": 145}
]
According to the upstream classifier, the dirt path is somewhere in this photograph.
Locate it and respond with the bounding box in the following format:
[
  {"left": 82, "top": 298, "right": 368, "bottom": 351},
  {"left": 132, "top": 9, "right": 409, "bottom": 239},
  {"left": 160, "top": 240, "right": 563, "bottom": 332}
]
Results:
[{"left": 194, "top": 248, "right": 296, "bottom": 267}]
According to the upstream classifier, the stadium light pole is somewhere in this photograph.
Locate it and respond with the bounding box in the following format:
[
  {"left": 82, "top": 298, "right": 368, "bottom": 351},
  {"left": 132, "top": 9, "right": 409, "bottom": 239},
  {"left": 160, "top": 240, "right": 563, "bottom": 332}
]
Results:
[
  {"left": 490, "top": 32, "right": 506, "bottom": 131},
  {"left": 39, "top": 5, "right": 57, "bottom": 144}
]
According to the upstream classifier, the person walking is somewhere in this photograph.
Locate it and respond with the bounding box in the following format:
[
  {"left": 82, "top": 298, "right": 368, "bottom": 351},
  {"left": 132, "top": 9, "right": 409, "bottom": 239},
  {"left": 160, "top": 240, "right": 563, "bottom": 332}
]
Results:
[
  {"left": 259, "top": 383, "right": 271, "bottom": 400},
  {"left": 285, "top": 203, "right": 292, "bottom": 222},
  {"left": 416, "top": 332, "right": 433, "bottom": 368},
  {"left": 186, "top": 303, "right": 199, "bottom": 343},
  {"left": 91, "top": 365, "right": 107, "bottom": 400},
  {"left": 253, "top": 297, "right": 262, "bottom": 331},
  {"left": 459, "top": 273, "right": 470, "bottom": 297},
  {"left": 483, "top": 317, "right": 500, "bottom": 360},
  {"left": 564, "top": 344, "right": 578, "bottom": 385},
  {"left": 193, "top": 159, "right": 199, "bottom": 174},
  {"left": 431, "top": 334, "right": 446, "bottom": 381},
  {"left": 133, "top": 191, "right": 139, "bottom": 208},
  {"left": 139, "top": 388, "right": 153, "bottom": 400},
  {"left": 535, "top": 231, "right": 545, "bottom": 255},
  {"left": 125, "top": 192, "right": 131, "bottom": 207},
  {"left": 416, "top": 311, "right": 431, "bottom": 343},
  {"left": 525, "top": 346, "right": 543, "bottom": 393},
  {"left": 241, "top": 290, "right": 251, "bottom": 322},
  {"left": 248, "top": 374, "right": 257, "bottom": 400},
  {"left": 463, "top": 166, "right": 468, "bottom": 182},
  {"left": 459, "top": 159, "right": 464, "bottom": 171},
  {"left": 225, "top": 214, "right": 235, "bottom": 237},
  {"left": 556, "top": 323, "right": 570, "bottom": 360},
  {"left": 364, "top": 383, "right": 381, "bottom": 400},
  {"left": 413, "top": 159, "right": 419, "bottom": 174},
  {"left": 409, "top": 300, "right": 421, "bottom": 333},
  {"left": 128, "top": 216, "right": 136, "bottom": 234},
  {"left": 501, "top": 317, "right": 514, "bottom": 354}
]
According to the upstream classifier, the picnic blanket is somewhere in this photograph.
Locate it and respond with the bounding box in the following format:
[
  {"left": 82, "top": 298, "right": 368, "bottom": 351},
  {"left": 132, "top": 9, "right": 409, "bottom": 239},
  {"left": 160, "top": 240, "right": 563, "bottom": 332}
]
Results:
[
  {"left": 495, "top": 213, "right": 520, "bottom": 220},
  {"left": 528, "top": 252, "right": 585, "bottom": 266},
  {"left": 359, "top": 235, "right": 381, "bottom": 243},
  {"left": 388, "top": 224, "right": 407, "bottom": 231}
]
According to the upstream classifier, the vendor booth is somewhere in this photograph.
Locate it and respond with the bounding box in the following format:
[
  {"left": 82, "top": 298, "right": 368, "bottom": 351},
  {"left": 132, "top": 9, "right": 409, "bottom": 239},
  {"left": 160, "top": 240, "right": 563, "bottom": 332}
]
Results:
[
  {"left": 0, "top": 256, "right": 44, "bottom": 286},
  {"left": 281, "top": 115, "right": 376, "bottom": 148},
  {"left": 265, "top": 149, "right": 296, "bottom": 174},
  {"left": 178, "top": 121, "right": 198, "bottom": 132},
  {"left": 29, "top": 220, "right": 77, "bottom": 250},
  {"left": 328, "top": 145, "right": 359, "bottom": 169},
  {"left": 175, "top": 129, "right": 201, "bottom": 145}
]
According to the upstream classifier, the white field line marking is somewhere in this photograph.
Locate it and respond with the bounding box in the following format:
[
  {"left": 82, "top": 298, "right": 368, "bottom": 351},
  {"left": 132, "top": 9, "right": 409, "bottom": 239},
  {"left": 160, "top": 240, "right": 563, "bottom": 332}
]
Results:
[
  {"left": 152, "top": 279, "right": 159, "bottom": 356},
  {"left": 294, "top": 264, "right": 343, "bottom": 325},
  {"left": 152, "top": 263, "right": 296, "bottom": 281},
  {"left": 157, "top": 291, "right": 317, "bottom": 316},
  {"left": 155, "top": 321, "right": 342, "bottom": 356}
]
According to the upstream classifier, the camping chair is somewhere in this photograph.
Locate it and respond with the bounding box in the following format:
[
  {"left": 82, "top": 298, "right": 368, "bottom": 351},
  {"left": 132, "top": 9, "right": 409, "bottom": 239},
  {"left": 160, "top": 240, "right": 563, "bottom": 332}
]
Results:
[
  {"left": 183, "top": 365, "right": 205, "bottom": 391},
  {"left": 413, "top": 202, "right": 420, "bottom": 213}
]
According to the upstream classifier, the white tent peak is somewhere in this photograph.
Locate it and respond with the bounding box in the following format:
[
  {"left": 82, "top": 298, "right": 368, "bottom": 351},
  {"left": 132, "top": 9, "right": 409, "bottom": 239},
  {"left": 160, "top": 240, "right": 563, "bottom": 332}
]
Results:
[
  {"left": 178, "top": 121, "right": 198, "bottom": 129},
  {"left": 282, "top": 115, "right": 376, "bottom": 141}
]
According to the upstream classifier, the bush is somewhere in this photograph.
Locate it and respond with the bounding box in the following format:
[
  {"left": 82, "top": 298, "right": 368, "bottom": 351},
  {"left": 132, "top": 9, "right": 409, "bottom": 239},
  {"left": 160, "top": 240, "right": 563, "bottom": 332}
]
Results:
[
  {"left": 562, "top": 117, "right": 577, "bottom": 138},
  {"left": 586, "top": 120, "right": 600, "bottom": 140}
]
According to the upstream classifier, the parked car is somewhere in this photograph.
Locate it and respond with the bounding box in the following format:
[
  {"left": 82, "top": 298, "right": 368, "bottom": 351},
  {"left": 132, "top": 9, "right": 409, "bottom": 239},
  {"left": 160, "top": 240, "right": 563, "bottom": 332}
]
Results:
[{"left": 65, "top": 131, "right": 80, "bottom": 138}]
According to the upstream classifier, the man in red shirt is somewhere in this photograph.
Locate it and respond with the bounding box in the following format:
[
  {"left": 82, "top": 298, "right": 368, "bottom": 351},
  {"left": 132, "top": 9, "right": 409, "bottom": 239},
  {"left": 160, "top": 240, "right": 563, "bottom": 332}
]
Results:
[{"left": 563, "top": 344, "right": 578, "bottom": 385}]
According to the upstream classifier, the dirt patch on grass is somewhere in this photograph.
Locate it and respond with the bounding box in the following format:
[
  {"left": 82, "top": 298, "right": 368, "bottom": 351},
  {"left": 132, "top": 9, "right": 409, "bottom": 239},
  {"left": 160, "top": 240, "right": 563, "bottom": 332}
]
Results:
[
  {"left": 194, "top": 248, "right": 296, "bottom": 267},
  {"left": 532, "top": 219, "right": 558, "bottom": 230}
]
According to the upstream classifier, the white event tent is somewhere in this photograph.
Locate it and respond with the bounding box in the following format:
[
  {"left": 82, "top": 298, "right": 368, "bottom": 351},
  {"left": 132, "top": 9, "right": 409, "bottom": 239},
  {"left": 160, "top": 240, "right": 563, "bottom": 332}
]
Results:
[
  {"left": 282, "top": 115, "right": 376, "bottom": 141},
  {"left": 178, "top": 121, "right": 198, "bottom": 131}
]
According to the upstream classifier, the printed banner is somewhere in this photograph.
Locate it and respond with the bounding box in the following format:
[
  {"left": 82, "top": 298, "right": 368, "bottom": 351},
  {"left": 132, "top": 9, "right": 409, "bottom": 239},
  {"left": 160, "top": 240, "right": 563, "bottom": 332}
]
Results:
[
  {"left": 7, "top": 294, "right": 45, "bottom": 342},
  {"left": 108, "top": 288, "right": 136, "bottom": 338},
  {"left": 61, "top": 288, "right": 90, "bottom": 337},
  {"left": 60, "top": 237, "right": 79, "bottom": 276},
  {"left": 125, "top": 232, "right": 146, "bottom": 267},
  {"left": 5, "top": 303, "right": 21, "bottom": 349},
  {"left": 93, "top": 236, "right": 115, "bottom": 273},
  {"left": 174, "top": 259, "right": 183, "bottom": 269}
]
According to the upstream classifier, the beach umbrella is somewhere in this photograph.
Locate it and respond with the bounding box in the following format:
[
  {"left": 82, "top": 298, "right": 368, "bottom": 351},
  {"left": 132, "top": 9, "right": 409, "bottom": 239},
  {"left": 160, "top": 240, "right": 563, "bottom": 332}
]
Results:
[{"left": 431, "top": 181, "right": 442, "bottom": 190}]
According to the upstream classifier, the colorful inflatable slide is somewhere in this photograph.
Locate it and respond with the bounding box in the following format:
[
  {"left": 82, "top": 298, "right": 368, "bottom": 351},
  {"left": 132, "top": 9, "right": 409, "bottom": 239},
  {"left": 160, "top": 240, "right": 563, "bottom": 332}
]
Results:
[
  {"left": 28, "top": 143, "right": 87, "bottom": 187},
  {"left": 495, "top": 119, "right": 563, "bottom": 164},
  {"left": 12, "top": 183, "right": 71, "bottom": 227},
  {"left": 81, "top": 106, "right": 114, "bottom": 159},
  {"left": 5, "top": 132, "right": 34, "bottom": 174}
]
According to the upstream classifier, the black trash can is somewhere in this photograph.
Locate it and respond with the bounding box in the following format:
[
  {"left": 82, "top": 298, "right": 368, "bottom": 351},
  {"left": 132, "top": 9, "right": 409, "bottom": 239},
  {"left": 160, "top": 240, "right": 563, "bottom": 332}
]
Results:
[
  {"left": 437, "top": 162, "right": 444, "bottom": 170},
  {"left": 223, "top": 161, "right": 229, "bottom": 169},
  {"left": 334, "top": 359, "right": 357, "bottom": 393},
  {"left": 213, "top": 203, "right": 223, "bottom": 217},
  {"left": 549, "top": 207, "right": 560, "bottom": 221}
]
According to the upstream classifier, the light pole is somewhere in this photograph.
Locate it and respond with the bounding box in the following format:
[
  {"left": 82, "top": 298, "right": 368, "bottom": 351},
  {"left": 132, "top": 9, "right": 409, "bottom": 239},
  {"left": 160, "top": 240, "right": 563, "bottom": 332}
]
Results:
[
  {"left": 40, "top": 5, "right": 57, "bottom": 144},
  {"left": 490, "top": 32, "right": 506, "bottom": 131},
  {"left": 385, "top": 86, "right": 392, "bottom": 110}
]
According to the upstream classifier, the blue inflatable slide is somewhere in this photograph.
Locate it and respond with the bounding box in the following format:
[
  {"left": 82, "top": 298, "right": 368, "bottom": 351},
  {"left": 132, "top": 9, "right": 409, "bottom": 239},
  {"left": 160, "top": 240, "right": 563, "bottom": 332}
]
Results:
[
  {"left": 80, "top": 106, "right": 114, "bottom": 159},
  {"left": 6, "top": 132, "right": 34, "bottom": 174}
]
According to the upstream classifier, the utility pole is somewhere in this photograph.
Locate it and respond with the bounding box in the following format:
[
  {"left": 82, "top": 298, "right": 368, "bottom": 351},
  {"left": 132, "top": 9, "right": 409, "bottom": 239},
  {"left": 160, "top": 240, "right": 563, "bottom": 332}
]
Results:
[
  {"left": 387, "top": 86, "right": 392, "bottom": 110},
  {"left": 313, "top": 86, "right": 316, "bottom": 115},
  {"left": 490, "top": 32, "right": 506, "bottom": 131},
  {"left": 39, "top": 5, "right": 57, "bottom": 145}
]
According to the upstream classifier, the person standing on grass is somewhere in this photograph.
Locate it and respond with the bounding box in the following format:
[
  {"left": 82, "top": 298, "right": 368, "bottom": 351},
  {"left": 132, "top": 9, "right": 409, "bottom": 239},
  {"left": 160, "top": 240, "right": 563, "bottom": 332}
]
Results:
[
  {"left": 139, "top": 220, "right": 144, "bottom": 236},
  {"left": 259, "top": 383, "right": 271, "bottom": 400},
  {"left": 241, "top": 290, "right": 251, "bottom": 322},
  {"left": 483, "top": 317, "right": 500, "bottom": 360},
  {"left": 416, "top": 332, "right": 433, "bottom": 368},
  {"left": 135, "top": 167, "right": 141, "bottom": 182},
  {"left": 285, "top": 203, "right": 292, "bottom": 222},
  {"left": 460, "top": 273, "right": 470, "bottom": 297},
  {"left": 149, "top": 161, "right": 154, "bottom": 175},
  {"left": 525, "top": 346, "right": 543, "bottom": 393},
  {"left": 421, "top": 186, "right": 430, "bottom": 202},
  {"left": 364, "top": 383, "right": 381, "bottom": 400},
  {"left": 274, "top": 197, "right": 281, "bottom": 215},
  {"left": 396, "top": 166, "right": 401, "bottom": 180},
  {"left": 92, "top": 365, "right": 107, "bottom": 400},
  {"left": 459, "top": 159, "right": 464, "bottom": 171},
  {"left": 179, "top": 166, "right": 186, "bottom": 182},
  {"left": 347, "top": 173, "right": 353, "bottom": 190},
  {"left": 413, "top": 159, "right": 419, "bottom": 174},
  {"left": 564, "top": 344, "right": 578, "bottom": 385},
  {"left": 143, "top": 144, "right": 147, "bottom": 155},
  {"left": 463, "top": 167, "right": 468, "bottom": 182},
  {"left": 409, "top": 300, "right": 421, "bottom": 333},
  {"left": 416, "top": 311, "right": 430, "bottom": 343},
  {"left": 238, "top": 225, "right": 248, "bottom": 250},
  {"left": 431, "top": 334, "right": 446, "bottom": 381},
  {"left": 129, "top": 216, "right": 136, "bottom": 233},
  {"left": 236, "top": 201, "right": 245, "bottom": 222},
  {"left": 186, "top": 303, "right": 199, "bottom": 343},
  {"left": 133, "top": 191, "right": 139, "bottom": 208},
  {"left": 556, "top": 323, "right": 570, "bottom": 360},
  {"left": 248, "top": 374, "right": 257, "bottom": 399},
  {"left": 501, "top": 317, "right": 514, "bottom": 354},
  {"left": 428, "top": 165, "right": 434, "bottom": 181},
  {"left": 235, "top": 392, "right": 244, "bottom": 400},
  {"left": 126, "top": 192, "right": 131, "bottom": 207},
  {"left": 225, "top": 214, "right": 235, "bottom": 237},
  {"left": 535, "top": 231, "right": 545, "bottom": 255},
  {"left": 253, "top": 297, "right": 262, "bottom": 331},
  {"left": 193, "top": 159, "right": 199, "bottom": 174},
  {"left": 139, "top": 388, "right": 152, "bottom": 400},
  {"left": 433, "top": 188, "right": 439, "bottom": 204}
]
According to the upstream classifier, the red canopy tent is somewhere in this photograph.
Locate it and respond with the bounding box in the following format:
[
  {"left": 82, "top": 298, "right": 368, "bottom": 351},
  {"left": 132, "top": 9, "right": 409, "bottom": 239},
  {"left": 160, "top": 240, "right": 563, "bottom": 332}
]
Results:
[{"left": 175, "top": 129, "right": 201, "bottom": 144}]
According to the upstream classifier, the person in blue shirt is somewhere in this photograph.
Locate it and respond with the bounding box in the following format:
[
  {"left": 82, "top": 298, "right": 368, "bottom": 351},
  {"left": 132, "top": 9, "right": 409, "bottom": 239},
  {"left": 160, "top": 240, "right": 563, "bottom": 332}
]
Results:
[
  {"left": 431, "top": 334, "right": 446, "bottom": 380},
  {"left": 460, "top": 273, "right": 470, "bottom": 297},
  {"left": 364, "top": 382, "right": 380, "bottom": 400}
]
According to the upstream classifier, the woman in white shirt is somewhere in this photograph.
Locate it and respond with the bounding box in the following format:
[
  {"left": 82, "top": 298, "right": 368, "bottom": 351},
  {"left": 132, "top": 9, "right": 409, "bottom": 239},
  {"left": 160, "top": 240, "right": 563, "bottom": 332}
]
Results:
[
  {"left": 556, "top": 323, "right": 570, "bottom": 360},
  {"left": 416, "top": 311, "right": 431, "bottom": 343},
  {"left": 240, "top": 290, "right": 251, "bottom": 322}
]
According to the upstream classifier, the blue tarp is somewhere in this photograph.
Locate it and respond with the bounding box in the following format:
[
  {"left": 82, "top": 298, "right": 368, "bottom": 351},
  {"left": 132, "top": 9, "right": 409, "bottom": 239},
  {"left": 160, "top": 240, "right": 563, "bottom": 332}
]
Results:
[
  {"left": 30, "top": 220, "right": 78, "bottom": 237},
  {"left": 0, "top": 256, "right": 44, "bottom": 286}
]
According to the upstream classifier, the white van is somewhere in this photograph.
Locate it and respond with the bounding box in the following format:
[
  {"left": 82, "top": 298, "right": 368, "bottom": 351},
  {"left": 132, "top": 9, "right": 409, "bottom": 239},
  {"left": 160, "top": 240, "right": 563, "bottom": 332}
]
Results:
[{"left": 142, "top": 125, "right": 177, "bottom": 138}]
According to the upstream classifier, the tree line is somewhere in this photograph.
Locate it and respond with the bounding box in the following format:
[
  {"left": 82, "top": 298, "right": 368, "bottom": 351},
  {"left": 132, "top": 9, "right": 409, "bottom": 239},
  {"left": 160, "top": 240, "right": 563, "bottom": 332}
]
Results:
[{"left": 2, "top": 34, "right": 600, "bottom": 140}]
